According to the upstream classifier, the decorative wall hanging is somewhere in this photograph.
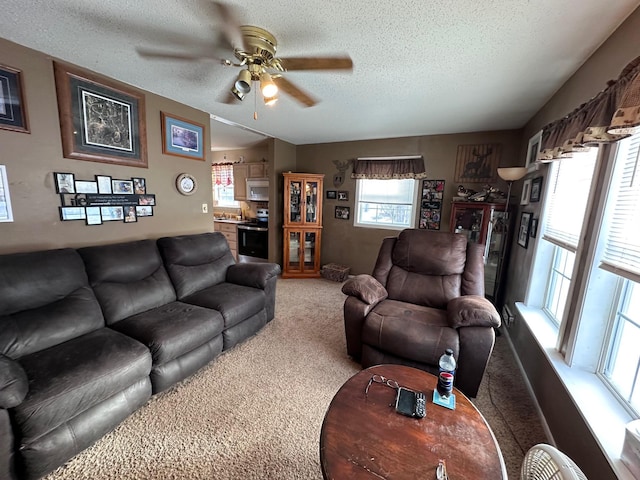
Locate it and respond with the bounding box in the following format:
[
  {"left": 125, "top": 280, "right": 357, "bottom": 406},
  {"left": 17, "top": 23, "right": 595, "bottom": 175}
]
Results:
[
  {"left": 326, "top": 190, "right": 337, "bottom": 200},
  {"left": 161, "top": 112, "right": 205, "bottom": 161},
  {"left": 54, "top": 173, "right": 155, "bottom": 226},
  {"left": 335, "top": 206, "right": 350, "bottom": 220},
  {"left": 454, "top": 144, "right": 501, "bottom": 183},
  {"left": 331, "top": 159, "right": 353, "bottom": 187},
  {"left": 530, "top": 177, "right": 543, "bottom": 203},
  {"left": 521, "top": 178, "right": 532, "bottom": 205},
  {"left": 518, "top": 212, "right": 532, "bottom": 248},
  {"left": 54, "top": 62, "right": 148, "bottom": 168},
  {"left": 337, "top": 191, "right": 349, "bottom": 201},
  {"left": 0, "top": 64, "right": 29, "bottom": 133},
  {"left": 0, "top": 165, "right": 14, "bottom": 222},
  {"left": 176, "top": 173, "right": 197, "bottom": 195},
  {"left": 526, "top": 131, "right": 542, "bottom": 168},
  {"left": 418, "top": 179, "right": 445, "bottom": 230}
]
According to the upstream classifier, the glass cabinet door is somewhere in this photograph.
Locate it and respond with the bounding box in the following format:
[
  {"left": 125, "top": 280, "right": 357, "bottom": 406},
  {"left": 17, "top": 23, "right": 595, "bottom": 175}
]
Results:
[
  {"left": 453, "top": 206, "right": 485, "bottom": 243},
  {"left": 289, "top": 181, "right": 302, "bottom": 223},
  {"left": 303, "top": 231, "right": 317, "bottom": 271},
  {"left": 305, "top": 181, "right": 319, "bottom": 223},
  {"left": 288, "top": 231, "right": 301, "bottom": 270}
]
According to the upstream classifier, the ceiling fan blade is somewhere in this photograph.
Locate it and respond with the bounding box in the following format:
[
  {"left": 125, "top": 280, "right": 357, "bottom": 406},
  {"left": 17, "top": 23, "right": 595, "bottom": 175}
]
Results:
[
  {"left": 278, "top": 56, "right": 353, "bottom": 71},
  {"left": 210, "top": 1, "right": 246, "bottom": 51},
  {"left": 136, "top": 48, "right": 221, "bottom": 62},
  {"left": 273, "top": 76, "right": 317, "bottom": 107}
]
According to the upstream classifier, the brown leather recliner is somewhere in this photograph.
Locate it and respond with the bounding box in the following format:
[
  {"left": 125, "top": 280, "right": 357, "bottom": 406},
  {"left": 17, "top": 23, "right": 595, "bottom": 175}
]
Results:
[{"left": 342, "top": 229, "right": 501, "bottom": 398}]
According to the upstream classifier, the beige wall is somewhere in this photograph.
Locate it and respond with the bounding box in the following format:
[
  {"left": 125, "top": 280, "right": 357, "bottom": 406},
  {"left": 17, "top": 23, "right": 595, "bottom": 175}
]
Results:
[
  {"left": 0, "top": 39, "right": 213, "bottom": 255},
  {"left": 297, "top": 130, "right": 522, "bottom": 274},
  {"left": 503, "top": 7, "right": 640, "bottom": 480}
]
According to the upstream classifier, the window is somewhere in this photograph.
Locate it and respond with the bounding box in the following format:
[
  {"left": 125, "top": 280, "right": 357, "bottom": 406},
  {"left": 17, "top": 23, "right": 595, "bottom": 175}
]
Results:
[
  {"left": 544, "top": 247, "right": 575, "bottom": 325},
  {"left": 354, "top": 178, "right": 418, "bottom": 229},
  {"left": 212, "top": 164, "right": 239, "bottom": 208}
]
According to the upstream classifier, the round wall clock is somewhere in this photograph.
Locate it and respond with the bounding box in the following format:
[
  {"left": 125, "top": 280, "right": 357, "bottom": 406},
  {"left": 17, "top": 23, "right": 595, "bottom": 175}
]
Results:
[{"left": 176, "top": 173, "right": 197, "bottom": 195}]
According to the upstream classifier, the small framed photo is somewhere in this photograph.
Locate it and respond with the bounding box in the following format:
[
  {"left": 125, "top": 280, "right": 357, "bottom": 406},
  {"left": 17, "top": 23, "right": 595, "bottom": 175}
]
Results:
[
  {"left": 132, "top": 177, "right": 146, "bottom": 194},
  {"left": 75, "top": 180, "right": 98, "bottom": 194},
  {"left": 161, "top": 112, "right": 205, "bottom": 160},
  {"left": 335, "top": 206, "right": 350, "bottom": 220},
  {"left": 54, "top": 172, "right": 76, "bottom": 194},
  {"left": 521, "top": 178, "right": 532, "bottom": 205},
  {"left": 338, "top": 191, "right": 349, "bottom": 201},
  {"left": 526, "top": 130, "right": 542, "bottom": 168},
  {"left": 136, "top": 205, "right": 153, "bottom": 217},
  {"left": 530, "top": 177, "right": 543, "bottom": 203},
  {"left": 59, "top": 206, "right": 86, "bottom": 221},
  {"left": 530, "top": 218, "right": 539, "bottom": 238},
  {"left": 123, "top": 205, "right": 137, "bottom": 223},
  {"left": 326, "top": 190, "right": 337, "bottom": 200},
  {"left": 518, "top": 211, "right": 532, "bottom": 248},
  {"left": 138, "top": 194, "right": 156, "bottom": 206},
  {"left": 112, "top": 179, "right": 134, "bottom": 194},
  {"left": 85, "top": 207, "right": 102, "bottom": 225},
  {"left": 101, "top": 206, "right": 124, "bottom": 221},
  {"left": 0, "top": 64, "right": 29, "bottom": 133},
  {"left": 96, "top": 175, "right": 112, "bottom": 194}
]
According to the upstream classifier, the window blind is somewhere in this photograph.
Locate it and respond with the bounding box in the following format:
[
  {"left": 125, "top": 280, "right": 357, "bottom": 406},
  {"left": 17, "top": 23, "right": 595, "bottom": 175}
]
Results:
[
  {"left": 600, "top": 133, "right": 640, "bottom": 282},
  {"left": 542, "top": 148, "right": 598, "bottom": 252}
]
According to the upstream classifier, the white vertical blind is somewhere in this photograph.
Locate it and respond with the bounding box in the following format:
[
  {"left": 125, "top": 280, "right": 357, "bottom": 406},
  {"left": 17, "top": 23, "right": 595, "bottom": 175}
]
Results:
[
  {"left": 542, "top": 149, "right": 598, "bottom": 251},
  {"left": 600, "top": 133, "right": 640, "bottom": 282}
]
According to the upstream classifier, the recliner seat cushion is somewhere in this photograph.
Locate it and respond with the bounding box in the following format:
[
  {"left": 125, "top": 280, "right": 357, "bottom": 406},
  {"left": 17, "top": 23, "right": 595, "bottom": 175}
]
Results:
[
  {"left": 362, "top": 299, "right": 459, "bottom": 365},
  {"left": 14, "top": 328, "right": 151, "bottom": 442},
  {"left": 109, "top": 301, "right": 224, "bottom": 365},
  {"left": 181, "top": 283, "right": 265, "bottom": 329}
]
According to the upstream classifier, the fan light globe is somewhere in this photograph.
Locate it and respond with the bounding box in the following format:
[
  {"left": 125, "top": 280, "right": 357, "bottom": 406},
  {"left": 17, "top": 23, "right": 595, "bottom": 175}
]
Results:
[
  {"left": 235, "top": 69, "right": 252, "bottom": 94},
  {"left": 260, "top": 72, "right": 278, "bottom": 98}
]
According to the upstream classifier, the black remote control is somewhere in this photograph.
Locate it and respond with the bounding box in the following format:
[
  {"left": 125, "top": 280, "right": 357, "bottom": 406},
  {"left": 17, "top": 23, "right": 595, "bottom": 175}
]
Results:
[{"left": 415, "top": 391, "right": 426, "bottom": 418}]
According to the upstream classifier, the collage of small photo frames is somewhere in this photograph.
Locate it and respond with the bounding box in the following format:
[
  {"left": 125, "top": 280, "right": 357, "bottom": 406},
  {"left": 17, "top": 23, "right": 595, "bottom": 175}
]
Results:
[{"left": 418, "top": 179, "right": 445, "bottom": 230}]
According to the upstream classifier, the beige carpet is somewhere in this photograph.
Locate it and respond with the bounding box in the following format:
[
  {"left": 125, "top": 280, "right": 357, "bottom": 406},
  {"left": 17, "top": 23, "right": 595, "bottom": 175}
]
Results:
[{"left": 44, "top": 278, "right": 546, "bottom": 480}]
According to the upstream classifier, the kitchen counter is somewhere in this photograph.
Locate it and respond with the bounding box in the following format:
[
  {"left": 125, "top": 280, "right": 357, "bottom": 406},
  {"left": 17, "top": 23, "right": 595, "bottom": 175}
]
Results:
[{"left": 213, "top": 218, "right": 248, "bottom": 225}]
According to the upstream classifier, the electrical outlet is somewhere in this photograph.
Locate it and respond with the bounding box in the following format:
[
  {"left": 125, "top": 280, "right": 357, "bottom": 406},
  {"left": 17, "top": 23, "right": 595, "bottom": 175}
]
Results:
[{"left": 202, "top": 203, "right": 208, "bottom": 213}]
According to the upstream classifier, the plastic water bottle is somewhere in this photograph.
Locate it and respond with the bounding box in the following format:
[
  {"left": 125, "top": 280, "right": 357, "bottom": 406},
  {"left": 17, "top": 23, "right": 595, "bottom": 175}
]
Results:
[{"left": 437, "top": 349, "right": 456, "bottom": 397}]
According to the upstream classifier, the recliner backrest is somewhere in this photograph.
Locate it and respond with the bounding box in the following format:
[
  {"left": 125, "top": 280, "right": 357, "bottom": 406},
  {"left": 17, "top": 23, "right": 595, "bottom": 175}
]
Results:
[
  {"left": 79, "top": 239, "right": 177, "bottom": 324},
  {"left": 373, "top": 229, "right": 483, "bottom": 309},
  {"left": 157, "top": 232, "right": 235, "bottom": 299},
  {"left": 0, "top": 248, "right": 104, "bottom": 358}
]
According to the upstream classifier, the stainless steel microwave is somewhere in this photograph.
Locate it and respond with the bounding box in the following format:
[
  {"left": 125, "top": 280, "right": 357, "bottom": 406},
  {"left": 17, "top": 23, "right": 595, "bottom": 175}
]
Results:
[{"left": 246, "top": 178, "right": 269, "bottom": 201}]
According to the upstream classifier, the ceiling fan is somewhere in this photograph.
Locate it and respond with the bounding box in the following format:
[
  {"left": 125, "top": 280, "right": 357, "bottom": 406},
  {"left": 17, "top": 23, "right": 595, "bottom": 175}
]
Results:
[{"left": 136, "top": 2, "right": 353, "bottom": 113}]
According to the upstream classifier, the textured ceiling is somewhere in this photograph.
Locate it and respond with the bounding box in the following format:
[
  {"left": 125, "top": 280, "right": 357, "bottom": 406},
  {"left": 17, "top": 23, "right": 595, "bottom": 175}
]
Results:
[{"left": 2, "top": 1, "right": 639, "bottom": 151}]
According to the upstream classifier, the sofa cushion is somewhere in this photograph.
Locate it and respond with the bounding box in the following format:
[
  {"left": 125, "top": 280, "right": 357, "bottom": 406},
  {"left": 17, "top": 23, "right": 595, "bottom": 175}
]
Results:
[
  {"left": 182, "top": 283, "right": 265, "bottom": 330},
  {"left": 0, "top": 249, "right": 104, "bottom": 358},
  {"left": 109, "top": 301, "right": 224, "bottom": 365},
  {"left": 79, "top": 240, "right": 178, "bottom": 325},
  {"left": 14, "top": 328, "right": 151, "bottom": 442},
  {"left": 0, "top": 354, "right": 28, "bottom": 408},
  {"left": 362, "top": 299, "right": 459, "bottom": 365},
  {"left": 158, "top": 233, "right": 236, "bottom": 299}
]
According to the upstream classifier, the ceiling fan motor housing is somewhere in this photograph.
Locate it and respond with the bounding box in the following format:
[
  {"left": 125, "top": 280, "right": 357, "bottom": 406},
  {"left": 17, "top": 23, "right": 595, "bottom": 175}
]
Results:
[{"left": 237, "top": 26, "right": 277, "bottom": 63}]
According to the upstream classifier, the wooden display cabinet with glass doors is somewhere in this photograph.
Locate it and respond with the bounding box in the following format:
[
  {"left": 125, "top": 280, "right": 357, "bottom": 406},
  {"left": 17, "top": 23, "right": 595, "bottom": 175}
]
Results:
[{"left": 282, "top": 173, "right": 324, "bottom": 278}]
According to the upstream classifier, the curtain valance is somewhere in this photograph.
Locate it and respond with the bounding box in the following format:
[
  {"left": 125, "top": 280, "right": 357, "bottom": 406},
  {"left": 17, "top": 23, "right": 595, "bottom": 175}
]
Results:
[
  {"left": 539, "top": 55, "right": 640, "bottom": 161},
  {"left": 351, "top": 155, "right": 427, "bottom": 179},
  {"left": 212, "top": 163, "right": 234, "bottom": 185}
]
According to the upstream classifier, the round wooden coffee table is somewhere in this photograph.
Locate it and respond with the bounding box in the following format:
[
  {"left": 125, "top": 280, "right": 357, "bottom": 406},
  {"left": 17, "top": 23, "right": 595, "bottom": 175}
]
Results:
[{"left": 320, "top": 364, "right": 507, "bottom": 479}]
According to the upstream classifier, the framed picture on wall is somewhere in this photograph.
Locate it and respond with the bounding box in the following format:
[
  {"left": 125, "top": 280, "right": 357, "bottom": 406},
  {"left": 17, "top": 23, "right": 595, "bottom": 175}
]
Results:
[
  {"left": 518, "top": 212, "right": 532, "bottom": 248},
  {"left": 326, "top": 190, "right": 337, "bottom": 200},
  {"left": 53, "top": 62, "right": 148, "bottom": 168},
  {"left": 0, "top": 64, "right": 29, "bottom": 133},
  {"left": 526, "top": 130, "right": 542, "bottom": 168},
  {"left": 161, "top": 112, "right": 205, "bottom": 161},
  {"left": 530, "top": 177, "right": 543, "bottom": 202},
  {"left": 521, "top": 178, "right": 532, "bottom": 205},
  {"left": 335, "top": 206, "right": 350, "bottom": 220}
]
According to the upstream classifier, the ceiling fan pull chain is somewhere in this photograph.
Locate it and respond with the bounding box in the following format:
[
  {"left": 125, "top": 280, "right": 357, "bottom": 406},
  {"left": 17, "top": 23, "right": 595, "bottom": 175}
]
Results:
[{"left": 254, "top": 84, "right": 258, "bottom": 120}]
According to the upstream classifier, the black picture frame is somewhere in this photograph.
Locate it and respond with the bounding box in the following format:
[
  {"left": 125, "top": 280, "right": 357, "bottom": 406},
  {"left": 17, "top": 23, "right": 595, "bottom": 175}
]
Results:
[
  {"left": 132, "top": 177, "right": 146, "bottom": 194},
  {"left": 123, "top": 205, "right": 137, "bottom": 223},
  {"left": 518, "top": 212, "right": 532, "bottom": 248},
  {"left": 530, "top": 218, "right": 539, "bottom": 238},
  {"left": 85, "top": 206, "right": 102, "bottom": 226},
  {"left": 530, "top": 177, "right": 543, "bottom": 203},
  {"left": 59, "top": 206, "right": 86, "bottom": 221},
  {"left": 335, "top": 206, "right": 350, "bottom": 220},
  {"left": 54, "top": 172, "right": 76, "bottom": 194},
  {"left": 112, "top": 179, "right": 134, "bottom": 194},
  {"left": 96, "top": 175, "right": 112, "bottom": 194},
  {"left": 136, "top": 205, "right": 154, "bottom": 217},
  {"left": 337, "top": 191, "right": 349, "bottom": 201},
  {"left": 53, "top": 62, "right": 147, "bottom": 168},
  {"left": 0, "top": 64, "right": 29, "bottom": 133},
  {"left": 326, "top": 190, "right": 337, "bottom": 200}
]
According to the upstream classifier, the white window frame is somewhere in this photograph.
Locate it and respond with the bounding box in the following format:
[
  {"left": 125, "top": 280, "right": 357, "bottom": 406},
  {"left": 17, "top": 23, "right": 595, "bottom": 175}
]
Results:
[{"left": 353, "top": 178, "right": 418, "bottom": 230}]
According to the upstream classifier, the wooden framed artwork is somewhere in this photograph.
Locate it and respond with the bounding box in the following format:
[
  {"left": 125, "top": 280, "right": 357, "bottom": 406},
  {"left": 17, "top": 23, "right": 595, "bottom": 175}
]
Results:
[
  {"left": 518, "top": 211, "right": 532, "bottom": 248},
  {"left": 526, "top": 130, "right": 542, "bottom": 169},
  {"left": 161, "top": 112, "right": 205, "bottom": 160},
  {"left": 53, "top": 62, "right": 148, "bottom": 168},
  {"left": 0, "top": 64, "right": 29, "bottom": 133},
  {"left": 454, "top": 144, "right": 501, "bottom": 183}
]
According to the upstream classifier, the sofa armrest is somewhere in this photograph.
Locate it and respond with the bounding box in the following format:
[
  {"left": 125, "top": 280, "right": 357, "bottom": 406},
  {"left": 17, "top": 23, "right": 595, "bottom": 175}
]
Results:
[
  {"left": 447, "top": 295, "right": 501, "bottom": 328},
  {"left": 0, "top": 355, "right": 28, "bottom": 409},
  {"left": 226, "top": 262, "right": 281, "bottom": 289},
  {"left": 342, "top": 275, "right": 388, "bottom": 307}
]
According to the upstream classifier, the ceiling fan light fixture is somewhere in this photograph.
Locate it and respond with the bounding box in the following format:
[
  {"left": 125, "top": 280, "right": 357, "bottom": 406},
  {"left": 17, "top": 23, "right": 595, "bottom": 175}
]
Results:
[
  {"left": 235, "top": 69, "right": 252, "bottom": 94},
  {"left": 263, "top": 94, "right": 278, "bottom": 106},
  {"left": 231, "top": 85, "right": 245, "bottom": 101},
  {"left": 260, "top": 72, "right": 278, "bottom": 98}
]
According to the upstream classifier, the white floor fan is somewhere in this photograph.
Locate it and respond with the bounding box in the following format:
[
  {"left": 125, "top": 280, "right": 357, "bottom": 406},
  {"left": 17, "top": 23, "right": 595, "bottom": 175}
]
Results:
[{"left": 520, "top": 444, "right": 588, "bottom": 480}]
